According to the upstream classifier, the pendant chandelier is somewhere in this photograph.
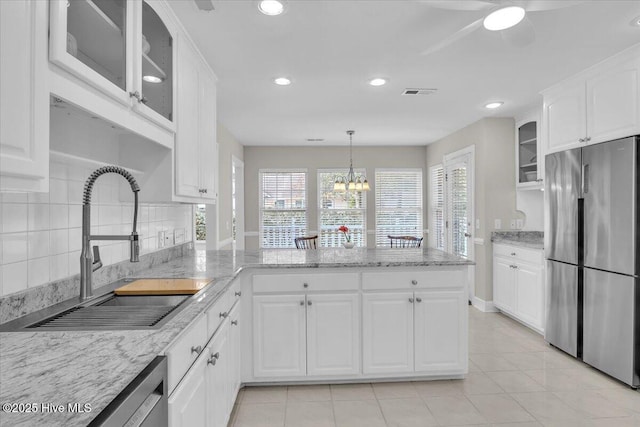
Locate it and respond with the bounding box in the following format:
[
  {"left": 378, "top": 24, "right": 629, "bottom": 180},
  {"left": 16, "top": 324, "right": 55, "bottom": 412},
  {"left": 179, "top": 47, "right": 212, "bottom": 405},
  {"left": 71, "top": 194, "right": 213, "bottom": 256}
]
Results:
[{"left": 334, "top": 130, "right": 370, "bottom": 192}]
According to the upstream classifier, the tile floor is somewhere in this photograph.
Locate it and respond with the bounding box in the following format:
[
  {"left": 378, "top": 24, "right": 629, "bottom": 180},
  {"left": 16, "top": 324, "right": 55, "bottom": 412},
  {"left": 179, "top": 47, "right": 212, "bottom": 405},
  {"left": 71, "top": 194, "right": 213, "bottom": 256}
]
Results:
[{"left": 228, "top": 307, "right": 640, "bottom": 427}]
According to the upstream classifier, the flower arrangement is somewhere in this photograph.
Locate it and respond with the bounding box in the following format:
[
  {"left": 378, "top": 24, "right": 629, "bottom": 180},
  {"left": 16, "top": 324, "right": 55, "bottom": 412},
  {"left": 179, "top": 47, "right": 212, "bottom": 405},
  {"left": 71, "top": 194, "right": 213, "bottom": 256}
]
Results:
[{"left": 338, "top": 225, "right": 351, "bottom": 243}]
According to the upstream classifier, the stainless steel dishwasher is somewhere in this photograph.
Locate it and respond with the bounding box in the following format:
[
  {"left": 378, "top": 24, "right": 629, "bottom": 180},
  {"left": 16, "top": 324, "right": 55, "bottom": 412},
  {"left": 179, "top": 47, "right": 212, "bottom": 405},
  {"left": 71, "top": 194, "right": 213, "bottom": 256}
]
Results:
[{"left": 88, "top": 356, "right": 167, "bottom": 427}]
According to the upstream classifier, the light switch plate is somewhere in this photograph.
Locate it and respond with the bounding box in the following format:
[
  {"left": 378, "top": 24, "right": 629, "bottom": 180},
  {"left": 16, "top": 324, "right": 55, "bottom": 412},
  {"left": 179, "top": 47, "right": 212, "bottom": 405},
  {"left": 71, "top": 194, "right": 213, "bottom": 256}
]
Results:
[
  {"left": 510, "top": 219, "right": 516, "bottom": 229},
  {"left": 494, "top": 219, "right": 501, "bottom": 229}
]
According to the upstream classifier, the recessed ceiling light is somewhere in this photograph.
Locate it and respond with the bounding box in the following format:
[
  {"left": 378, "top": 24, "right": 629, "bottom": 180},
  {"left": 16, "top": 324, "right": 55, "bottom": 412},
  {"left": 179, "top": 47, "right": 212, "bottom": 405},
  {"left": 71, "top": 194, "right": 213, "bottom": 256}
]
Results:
[
  {"left": 631, "top": 16, "right": 640, "bottom": 27},
  {"left": 485, "top": 101, "right": 504, "bottom": 109},
  {"left": 483, "top": 6, "right": 526, "bottom": 31},
  {"left": 258, "top": 0, "right": 285, "bottom": 16},
  {"left": 369, "top": 78, "right": 387, "bottom": 87},
  {"left": 274, "top": 77, "right": 291, "bottom": 86},
  {"left": 143, "top": 75, "right": 163, "bottom": 83}
]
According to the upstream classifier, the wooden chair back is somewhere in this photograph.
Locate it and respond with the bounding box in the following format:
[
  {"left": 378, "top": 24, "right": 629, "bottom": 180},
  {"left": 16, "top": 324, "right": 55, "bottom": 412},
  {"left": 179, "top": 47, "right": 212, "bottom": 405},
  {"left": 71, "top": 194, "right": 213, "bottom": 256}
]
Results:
[
  {"left": 294, "top": 235, "right": 318, "bottom": 249},
  {"left": 388, "top": 235, "right": 423, "bottom": 248}
]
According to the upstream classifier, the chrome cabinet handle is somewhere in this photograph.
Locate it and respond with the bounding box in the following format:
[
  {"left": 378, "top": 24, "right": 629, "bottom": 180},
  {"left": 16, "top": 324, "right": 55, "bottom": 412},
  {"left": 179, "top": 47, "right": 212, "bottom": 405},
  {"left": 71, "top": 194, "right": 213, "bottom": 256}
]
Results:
[
  {"left": 416, "top": 297, "right": 422, "bottom": 303},
  {"left": 464, "top": 232, "right": 472, "bottom": 238},
  {"left": 307, "top": 300, "right": 312, "bottom": 306},
  {"left": 220, "top": 312, "right": 228, "bottom": 318},
  {"left": 191, "top": 345, "right": 202, "bottom": 355},
  {"left": 129, "top": 91, "right": 141, "bottom": 101},
  {"left": 235, "top": 291, "right": 242, "bottom": 297},
  {"left": 300, "top": 301, "right": 304, "bottom": 306},
  {"left": 409, "top": 298, "right": 414, "bottom": 303},
  {"left": 213, "top": 352, "right": 220, "bottom": 359},
  {"left": 303, "top": 283, "right": 309, "bottom": 288},
  {"left": 207, "top": 352, "right": 220, "bottom": 366},
  {"left": 585, "top": 136, "right": 591, "bottom": 142},
  {"left": 579, "top": 138, "right": 585, "bottom": 143},
  {"left": 231, "top": 320, "right": 238, "bottom": 326},
  {"left": 411, "top": 280, "right": 418, "bottom": 285},
  {"left": 511, "top": 252, "right": 516, "bottom": 256}
]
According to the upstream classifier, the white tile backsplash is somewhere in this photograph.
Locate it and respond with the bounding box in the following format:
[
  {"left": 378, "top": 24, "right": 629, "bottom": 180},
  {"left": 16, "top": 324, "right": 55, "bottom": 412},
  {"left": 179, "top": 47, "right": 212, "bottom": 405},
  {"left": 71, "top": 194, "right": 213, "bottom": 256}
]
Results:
[{"left": 0, "top": 161, "right": 195, "bottom": 297}]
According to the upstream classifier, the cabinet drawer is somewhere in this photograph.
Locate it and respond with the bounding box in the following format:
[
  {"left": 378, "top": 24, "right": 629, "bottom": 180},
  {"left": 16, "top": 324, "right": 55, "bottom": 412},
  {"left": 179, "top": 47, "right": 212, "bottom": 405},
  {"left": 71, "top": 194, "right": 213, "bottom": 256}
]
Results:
[
  {"left": 493, "top": 244, "right": 543, "bottom": 266},
  {"left": 362, "top": 268, "right": 466, "bottom": 291},
  {"left": 228, "top": 280, "right": 242, "bottom": 306},
  {"left": 207, "top": 293, "right": 231, "bottom": 337},
  {"left": 253, "top": 273, "right": 359, "bottom": 293},
  {"left": 166, "top": 314, "right": 208, "bottom": 393}
]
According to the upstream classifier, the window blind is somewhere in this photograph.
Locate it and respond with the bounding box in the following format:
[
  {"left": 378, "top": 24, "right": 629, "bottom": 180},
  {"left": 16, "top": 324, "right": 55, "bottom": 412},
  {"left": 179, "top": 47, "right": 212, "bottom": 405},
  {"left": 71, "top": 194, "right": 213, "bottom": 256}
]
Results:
[
  {"left": 375, "top": 169, "right": 423, "bottom": 247},
  {"left": 318, "top": 169, "right": 366, "bottom": 247},
  {"left": 259, "top": 170, "right": 307, "bottom": 248},
  {"left": 448, "top": 165, "right": 469, "bottom": 257},
  {"left": 430, "top": 165, "right": 445, "bottom": 250}
]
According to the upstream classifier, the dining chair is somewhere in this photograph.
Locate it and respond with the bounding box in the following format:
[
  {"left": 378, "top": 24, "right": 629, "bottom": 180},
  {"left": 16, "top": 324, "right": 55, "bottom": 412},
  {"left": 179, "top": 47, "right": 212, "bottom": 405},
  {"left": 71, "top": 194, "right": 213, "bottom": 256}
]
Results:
[
  {"left": 388, "top": 235, "right": 423, "bottom": 248},
  {"left": 294, "top": 235, "right": 318, "bottom": 249}
]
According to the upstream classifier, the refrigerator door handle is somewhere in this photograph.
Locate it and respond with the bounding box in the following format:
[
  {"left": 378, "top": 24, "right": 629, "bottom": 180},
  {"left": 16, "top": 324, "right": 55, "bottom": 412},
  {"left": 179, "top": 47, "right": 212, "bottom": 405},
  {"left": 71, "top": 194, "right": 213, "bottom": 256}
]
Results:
[{"left": 581, "top": 164, "right": 589, "bottom": 195}]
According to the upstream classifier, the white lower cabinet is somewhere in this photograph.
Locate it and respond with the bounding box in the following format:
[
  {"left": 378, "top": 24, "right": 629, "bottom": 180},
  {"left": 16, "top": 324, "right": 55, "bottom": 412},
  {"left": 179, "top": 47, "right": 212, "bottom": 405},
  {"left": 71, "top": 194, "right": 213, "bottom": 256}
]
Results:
[
  {"left": 362, "top": 292, "right": 414, "bottom": 375},
  {"left": 206, "top": 321, "right": 230, "bottom": 427},
  {"left": 168, "top": 344, "right": 208, "bottom": 427},
  {"left": 306, "top": 293, "right": 360, "bottom": 376},
  {"left": 493, "top": 244, "right": 545, "bottom": 333},
  {"left": 414, "top": 290, "right": 467, "bottom": 373},
  {"left": 253, "top": 292, "right": 360, "bottom": 378},
  {"left": 363, "top": 290, "right": 467, "bottom": 375},
  {"left": 253, "top": 294, "right": 307, "bottom": 378}
]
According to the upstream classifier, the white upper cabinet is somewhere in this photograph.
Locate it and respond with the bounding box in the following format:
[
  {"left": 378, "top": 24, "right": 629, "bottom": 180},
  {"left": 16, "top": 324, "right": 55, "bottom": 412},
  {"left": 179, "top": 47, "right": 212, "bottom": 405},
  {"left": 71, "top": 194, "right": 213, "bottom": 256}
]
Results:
[
  {"left": 0, "top": 0, "right": 49, "bottom": 192},
  {"left": 49, "top": 0, "right": 176, "bottom": 132},
  {"left": 516, "top": 114, "right": 543, "bottom": 190},
  {"left": 175, "top": 37, "right": 218, "bottom": 201},
  {"left": 542, "top": 46, "right": 640, "bottom": 155}
]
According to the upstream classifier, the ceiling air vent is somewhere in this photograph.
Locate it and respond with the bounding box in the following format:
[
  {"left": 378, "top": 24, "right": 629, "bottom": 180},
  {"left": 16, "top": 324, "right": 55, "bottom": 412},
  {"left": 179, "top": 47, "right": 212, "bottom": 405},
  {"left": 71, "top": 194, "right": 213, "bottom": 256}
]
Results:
[
  {"left": 194, "top": 0, "right": 215, "bottom": 11},
  {"left": 402, "top": 88, "right": 438, "bottom": 96},
  {"left": 306, "top": 138, "right": 325, "bottom": 143}
]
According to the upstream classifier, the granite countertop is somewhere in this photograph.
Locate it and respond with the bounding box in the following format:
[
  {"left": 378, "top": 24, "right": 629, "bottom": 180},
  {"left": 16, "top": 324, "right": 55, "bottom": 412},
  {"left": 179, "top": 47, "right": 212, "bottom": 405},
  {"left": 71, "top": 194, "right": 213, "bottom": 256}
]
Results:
[
  {"left": 0, "top": 247, "right": 471, "bottom": 427},
  {"left": 491, "top": 231, "right": 544, "bottom": 250}
]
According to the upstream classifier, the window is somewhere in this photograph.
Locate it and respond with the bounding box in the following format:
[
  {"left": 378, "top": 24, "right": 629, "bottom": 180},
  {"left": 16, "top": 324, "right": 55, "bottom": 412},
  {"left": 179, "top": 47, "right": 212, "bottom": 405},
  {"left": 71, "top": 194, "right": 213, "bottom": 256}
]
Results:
[
  {"left": 195, "top": 204, "right": 206, "bottom": 241},
  {"left": 430, "top": 165, "right": 445, "bottom": 250},
  {"left": 318, "top": 169, "right": 366, "bottom": 247},
  {"left": 375, "top": 169, "right": 423, "bottom": 247},
  {"left": 259, "top": 170, "right": 307, "bottom": 248}
]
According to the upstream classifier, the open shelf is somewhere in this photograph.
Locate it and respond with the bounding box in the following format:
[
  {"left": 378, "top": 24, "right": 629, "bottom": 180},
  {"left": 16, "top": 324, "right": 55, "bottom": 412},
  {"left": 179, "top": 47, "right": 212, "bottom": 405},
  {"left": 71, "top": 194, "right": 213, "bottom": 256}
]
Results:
[
  {"left": 142, "top": 52, "right": 167, "bottom": 80},
  {"left": 50, "top": 150, "right": 144, "bottom": 177},
  {"left": 519, "top": 137, "right": 537, "bottom": 145},
  {"left": 520, "top": 162, "right": 538, "bottom": 169}
]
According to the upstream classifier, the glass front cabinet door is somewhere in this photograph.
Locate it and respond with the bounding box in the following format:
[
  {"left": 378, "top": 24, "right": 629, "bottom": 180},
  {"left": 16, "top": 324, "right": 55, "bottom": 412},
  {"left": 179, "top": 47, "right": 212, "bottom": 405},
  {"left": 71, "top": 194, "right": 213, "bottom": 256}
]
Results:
[
  {"left": 49, "top": 0, "right": 175, "bottom": 131},
  {"left": 515, "top": 116, "right": 543, "bottom": 190}
]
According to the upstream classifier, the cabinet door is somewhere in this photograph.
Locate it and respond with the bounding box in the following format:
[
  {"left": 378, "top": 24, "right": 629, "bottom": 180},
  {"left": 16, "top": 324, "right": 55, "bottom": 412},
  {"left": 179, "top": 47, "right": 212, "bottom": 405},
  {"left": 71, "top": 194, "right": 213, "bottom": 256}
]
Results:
[
  {"left": 306, "top": 293, "right": 360, "bottom": 377},
  {"left": 198, "top": 66, "right": 218, "bottom": 201},
  {"left": 168, "top": 352, "right": 207, "bottom": 427},
  {"left": 493, "top": 256, "right": 516, "bottom": 313},
  {"left": 229, "top": 304, "right": 242, "bottom": 409},
  {"left": 132, "top": 0, "right": 176, "bottom": 131},
  {"left": 515, "top": 263, "right": 544, "bottom": 330},
  {"left": 175, "top": 38, "right": 201, "bottom": 198},
  {"left": 414, "top": 290, "right": 467, "bottom": 373},
  {"left": 49, "top": 0, "right": 132, "bottom": 105},
  {"left": 362, "top": 292, "right": 414, "bottom": 375},
  {"left": 0, "top": 0, "right": 49, "bottom": 192},
  {"left": 586, "top": 59, "right": 640, "bottom": 145},
  {"left": 253, "top": 294, "right": 306, "bottom": 378},
  {"left": 543, "top": 83, "right": 586, "bottom": 154},
  {"left": 206, "top": 321, "right": 230, "bottom": 427}
]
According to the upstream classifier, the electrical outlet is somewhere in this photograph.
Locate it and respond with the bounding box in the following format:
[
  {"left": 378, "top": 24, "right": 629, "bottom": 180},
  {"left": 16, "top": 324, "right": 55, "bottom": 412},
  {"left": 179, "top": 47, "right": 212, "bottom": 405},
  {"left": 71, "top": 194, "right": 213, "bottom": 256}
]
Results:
[
  {"left": 494, "top": 219, "right": 501, "bottom": 229},
  {"left": 158, "top": 231, "right": 166, "bottom": 248},
  {"left": 516, "top": 219, "right": 524, "bottom": 229},
  {"left": 476, "top": 219, "right": 480, "bottom": 230},
  {"left": 165, "top": 231, "right": 174, "bottom": 246},
  {"left": 510, "top": 219, "right": 516, "bottom": 229}
]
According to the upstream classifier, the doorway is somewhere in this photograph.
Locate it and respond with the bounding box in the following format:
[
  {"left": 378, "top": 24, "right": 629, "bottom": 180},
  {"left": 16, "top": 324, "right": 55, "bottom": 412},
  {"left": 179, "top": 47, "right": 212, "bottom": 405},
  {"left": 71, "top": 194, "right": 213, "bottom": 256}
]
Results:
[{"left": 232, "top": 156, "right": 245, "bottom": 250}]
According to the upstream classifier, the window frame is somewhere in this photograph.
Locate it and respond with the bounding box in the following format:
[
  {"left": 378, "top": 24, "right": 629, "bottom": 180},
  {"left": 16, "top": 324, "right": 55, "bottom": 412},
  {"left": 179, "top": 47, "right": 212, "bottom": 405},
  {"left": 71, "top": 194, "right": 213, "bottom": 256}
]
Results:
[
  {"left": 374, "top": 168, "right": 424, "bottom": 247},
  {"left": 317, "top": 168, "right": 367, "bottom": 247},
  {"left": 258, "top": 168, "right": 308, "bottom": 249}
]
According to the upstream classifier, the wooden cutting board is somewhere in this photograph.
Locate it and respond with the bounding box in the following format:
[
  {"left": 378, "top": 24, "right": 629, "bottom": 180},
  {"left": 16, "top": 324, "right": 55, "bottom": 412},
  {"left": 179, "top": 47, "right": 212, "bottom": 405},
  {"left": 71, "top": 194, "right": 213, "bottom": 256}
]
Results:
[{"left": 114, "top": 278, "right": 214, "bottom": 295}]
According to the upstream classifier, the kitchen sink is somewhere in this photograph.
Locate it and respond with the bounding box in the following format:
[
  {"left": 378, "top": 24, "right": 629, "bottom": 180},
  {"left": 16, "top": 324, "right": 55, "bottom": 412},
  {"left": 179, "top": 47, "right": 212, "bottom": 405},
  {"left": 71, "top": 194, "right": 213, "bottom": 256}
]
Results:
[{"left": 0, "top": 280, "right": 195, "bottom": 332}]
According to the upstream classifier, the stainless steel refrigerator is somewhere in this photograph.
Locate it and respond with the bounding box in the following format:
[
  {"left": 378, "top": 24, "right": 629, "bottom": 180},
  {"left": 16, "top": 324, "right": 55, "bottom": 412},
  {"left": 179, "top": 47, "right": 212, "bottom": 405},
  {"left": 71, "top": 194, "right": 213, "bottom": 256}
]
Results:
[{"left": 545, "top": 135, "right": 639, "bottom": 388}]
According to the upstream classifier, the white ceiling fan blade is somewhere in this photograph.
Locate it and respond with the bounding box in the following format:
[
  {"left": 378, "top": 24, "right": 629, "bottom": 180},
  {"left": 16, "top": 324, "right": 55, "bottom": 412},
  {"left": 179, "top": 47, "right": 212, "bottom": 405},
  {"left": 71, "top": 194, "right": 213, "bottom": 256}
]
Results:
[
  {"left": 421, "top": 18, "right": 484, "bottom": 56},
  {"left": 419, "top": 1, "right": 496, "bottom": 12},
  {"left": 518, "top": 0, "right": 585, "bottom": 12},
  {"left": 500, "top": 16, "right": 536, "bottom": 47}
]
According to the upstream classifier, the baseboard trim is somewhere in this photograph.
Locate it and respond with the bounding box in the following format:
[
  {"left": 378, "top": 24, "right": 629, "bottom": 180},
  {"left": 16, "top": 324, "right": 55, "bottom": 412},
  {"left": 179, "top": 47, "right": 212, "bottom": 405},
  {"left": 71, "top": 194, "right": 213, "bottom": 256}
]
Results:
[{"left": 471, "top": 297, "right": 499, "bottom": 313}]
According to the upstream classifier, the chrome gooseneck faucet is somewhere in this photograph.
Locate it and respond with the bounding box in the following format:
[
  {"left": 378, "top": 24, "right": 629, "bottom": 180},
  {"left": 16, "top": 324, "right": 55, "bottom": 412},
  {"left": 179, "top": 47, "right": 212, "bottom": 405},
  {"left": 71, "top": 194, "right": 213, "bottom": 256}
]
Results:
[{"left": 81, "top": 166, "right": 140, "bottom": 300}]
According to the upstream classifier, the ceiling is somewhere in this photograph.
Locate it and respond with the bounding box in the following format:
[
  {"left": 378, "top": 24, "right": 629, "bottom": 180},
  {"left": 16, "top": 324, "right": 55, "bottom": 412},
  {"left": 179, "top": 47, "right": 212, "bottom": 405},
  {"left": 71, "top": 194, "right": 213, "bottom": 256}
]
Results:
[{"left": 168, "top": 0, "right": 640, "bottom": 146}]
